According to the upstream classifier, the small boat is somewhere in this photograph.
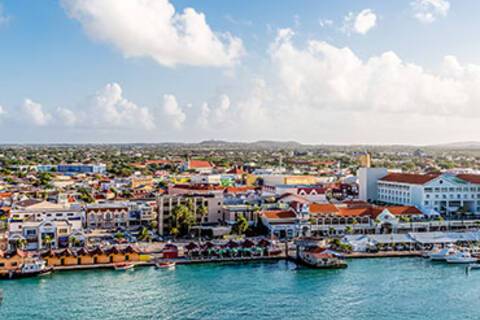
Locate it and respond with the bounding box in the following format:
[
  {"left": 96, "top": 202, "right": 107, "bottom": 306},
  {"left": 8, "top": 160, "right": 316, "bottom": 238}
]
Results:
[
  {"left": 466, "top": 263, "right": 480, "bottom": 273},
  {"left": 428, "top": 246, "right": 457, "bottom": 261},
  {"left": 446, "top": 251, "right": 478, "bottom": 264},
  {"left": 113, "top": 263, "right": 135, "bottom": 271},
  {"left": 155, "top": 261, "right": 176, "bottom": 270},
  {"left": 1, "top": 258, "right": 53, "bottom": 279}
]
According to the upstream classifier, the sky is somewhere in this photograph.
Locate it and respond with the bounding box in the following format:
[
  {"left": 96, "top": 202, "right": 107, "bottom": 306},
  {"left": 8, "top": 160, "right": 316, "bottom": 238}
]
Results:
[{"left": 1, "top": 0, "right": 480, "bottom": 145}]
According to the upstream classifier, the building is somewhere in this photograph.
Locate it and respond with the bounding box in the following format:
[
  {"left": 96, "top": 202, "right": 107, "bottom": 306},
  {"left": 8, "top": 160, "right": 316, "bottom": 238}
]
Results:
[
  {"left": 156, "top": 195, "right": 224, "bottom": 235},
  {"left": 85, "top": 203, "right": 129, "bottom": 230},
  {"left": 260, "top": 209, "right": 300, "bottom": 239},
  {"left": 182, "top": 160, "right": 214, "bottom": 173},
  {"left": 358, "top": 167, "right": 388, "bottom": 202},
  {"left": 359, "top": 169, "right": 480, "bottom": 215},
  {"left": 8, "top": 219, "right": 75, "bottom": 251},
  {"left": 37, "top": 164, "right": 107, "bottom": 174}
]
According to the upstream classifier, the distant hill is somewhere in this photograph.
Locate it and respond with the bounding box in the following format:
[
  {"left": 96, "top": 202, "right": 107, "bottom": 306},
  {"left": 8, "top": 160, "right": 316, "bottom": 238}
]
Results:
[{"left": 428, "top": 141, "right": 480, "bottom": 149}]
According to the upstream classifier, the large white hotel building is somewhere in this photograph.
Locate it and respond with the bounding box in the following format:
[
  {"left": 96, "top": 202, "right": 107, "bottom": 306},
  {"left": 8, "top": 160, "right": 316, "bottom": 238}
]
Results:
[{"left": 359, "top": 168, "right": 480, "bottom": 215}]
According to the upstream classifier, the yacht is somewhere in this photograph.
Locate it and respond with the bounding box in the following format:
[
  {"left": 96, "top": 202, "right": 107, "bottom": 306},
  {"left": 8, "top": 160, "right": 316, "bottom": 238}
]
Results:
[
  {"left": 1, "top": 258, "right": 53, "bottom": 279},
  {"left": 428, "top": 246, "right": 457, "bottom": 261},
  {"left": 446, "top": 251, "right": 478, "bottom": 264}
]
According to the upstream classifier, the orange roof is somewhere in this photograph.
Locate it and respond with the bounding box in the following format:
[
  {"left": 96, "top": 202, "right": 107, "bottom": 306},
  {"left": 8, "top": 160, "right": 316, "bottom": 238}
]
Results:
[
  {"left": 0, "top": 192, "right": 12, "bottom": 199},
  {"left": 309, "top": 203, "right": 339, "bottom": 215},
  {"left": 337, "top": 207, "right": 383, "bottom": 218},
  {"left": 380, "top": 173, "right": 440, "bottom": 185},
  {"left": 457, "top": 174, "right": 480, "bottom": 184},
  {"left": 224, "top": 186, "right": 255, "bottom": 194},
  {"left": 262, "top": 210, "right": 297, "bottom": 220},
  {"left": 188, "top": 160, "right": 213, "bottom": 169},
  {"left": 386, "top": 206, "right": 423, "bottom": 216}
]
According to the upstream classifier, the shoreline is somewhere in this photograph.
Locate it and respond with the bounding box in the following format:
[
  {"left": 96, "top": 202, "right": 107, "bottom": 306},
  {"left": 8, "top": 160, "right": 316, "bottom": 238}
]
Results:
[{"left": 49, "top": 251, "right": 425, "bottom": 272}]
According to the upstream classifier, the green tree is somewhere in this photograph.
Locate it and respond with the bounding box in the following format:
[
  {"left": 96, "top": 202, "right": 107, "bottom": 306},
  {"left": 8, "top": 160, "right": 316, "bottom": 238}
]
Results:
[
  {"left": 197, "top": 205, "right": 208, "bottom": 223},
  {"left": 172, "top": 204, "right": 195, "bottom": 236},
  {"left": 42, "top": 235, "right": 53, "bottom": 249},
  {"left": 233, "top": 215, "right": 249, "bottom": 235}
]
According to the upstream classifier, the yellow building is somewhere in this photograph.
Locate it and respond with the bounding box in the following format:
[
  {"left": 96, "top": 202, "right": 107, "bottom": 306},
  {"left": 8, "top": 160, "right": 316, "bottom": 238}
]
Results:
[
  {"left": 358, "top": 153, "right": 371, "bottom": 168},
  {"left": 43, "top": 246, "right": 142, "bottom": 267}
]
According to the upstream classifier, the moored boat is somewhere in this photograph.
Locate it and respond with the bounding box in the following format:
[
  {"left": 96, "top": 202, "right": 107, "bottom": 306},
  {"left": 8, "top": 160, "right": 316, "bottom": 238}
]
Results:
[
  {"left": 155, "top": 261, "right": 176, "bottom": 270},
  {"left": 446, "top": 251, "right": 478, "bottom": 264},
  {"left": 113, "top": 263, "right": 135, "bottom": 271},
  {"left": 428, "top": 246, "right": 457, "bottom": 261},
  {"left": 0, "top": 258, "right": 53, "bottom": 279}
]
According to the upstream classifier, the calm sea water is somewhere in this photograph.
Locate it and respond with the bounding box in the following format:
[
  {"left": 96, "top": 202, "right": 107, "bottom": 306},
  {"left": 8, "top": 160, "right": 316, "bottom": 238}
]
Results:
[{"left": 0, "top": 258, "right": 479, "bottom": 320}]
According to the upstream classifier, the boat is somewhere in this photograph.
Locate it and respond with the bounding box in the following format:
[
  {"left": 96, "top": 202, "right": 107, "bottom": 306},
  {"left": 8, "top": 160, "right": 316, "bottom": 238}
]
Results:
[
  {"left": 0, "top": 258, "right": 53, "bottom": 279},
  {"left": 297, "top": 247, "right": 347, "bottom": 269},
  {"left": 428, "top": 246, "right": 457, "bottom": 261},
  {"left": 113, "top": 263, "right": 135, "bottom": 271},
  {"left": 466, "top": 263, "right": 480, "bottom": 273},
  {"left": 155, "top": 261, "right": 176, "bottom": 270},
  {"left": 446, "top": 251, "right": 478, "bottom": 264}
]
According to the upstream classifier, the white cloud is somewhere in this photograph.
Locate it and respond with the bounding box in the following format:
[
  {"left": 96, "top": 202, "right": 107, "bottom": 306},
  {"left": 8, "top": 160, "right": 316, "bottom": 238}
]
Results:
[
  {"left": 197, "top": 94, "right": 231, "bottom": 129},
  {"left": 62, "top": 0, "right": 244, "bottom": 67},
  {"left": 187, "top": 29, "right": 480, "bottom": 144},
  {"left": 162, "top": 94, "right": 186, "bottom": 129},
  {"left": 343, "top": 9, "right": 377, "bottom": 35},
  {"left": 57, "top": 107, "right": 77, "bottom": 127},
  {"left": 411, "top": 0, "right": 450, "bottom": 23},
  {"left": 21, "top": 99, "right": 52, "bottom": 126},
  {"left": 87, "top": 83, "right": 155, "bottom": 130}
]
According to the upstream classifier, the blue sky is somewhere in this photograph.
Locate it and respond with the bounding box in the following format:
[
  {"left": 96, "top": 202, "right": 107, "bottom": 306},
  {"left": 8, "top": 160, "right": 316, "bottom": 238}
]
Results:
[{"left": 0, "top": 0, "right": 479, "bottom": 144}]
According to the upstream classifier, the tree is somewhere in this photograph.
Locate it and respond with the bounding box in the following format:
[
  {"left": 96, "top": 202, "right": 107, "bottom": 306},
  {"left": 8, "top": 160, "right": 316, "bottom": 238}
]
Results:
[
  {"left": 233, "top": 215, "right": 249, "bottom": 235},
  {"left": 16, "top": 238, "right": 27, "bottom": 250},
  {"left": 42, "top": 235, "right": 53, "bottom": 249},
  {"left": 138, "top": 227, "right": 151, "bottom": 242},
  {"left": 197, "top": 205, "right": 208, "bottom": 223},
  {"left": 172, "top": 204, "right": 195, "bottom": 236},
  {"left": 345, "top": 226, "right": 353, "bottom": 235}
]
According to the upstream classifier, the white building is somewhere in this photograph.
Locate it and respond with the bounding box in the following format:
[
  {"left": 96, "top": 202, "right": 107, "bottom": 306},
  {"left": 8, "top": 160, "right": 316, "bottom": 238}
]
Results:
[{"left": 360, "top": 169, "right": 480, "bottom": 215}]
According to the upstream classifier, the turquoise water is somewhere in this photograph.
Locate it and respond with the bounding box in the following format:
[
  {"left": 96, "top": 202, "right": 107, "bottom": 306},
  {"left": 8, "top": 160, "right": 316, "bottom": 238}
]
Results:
[{"left": 0, "top": 258, "right": 479, "bottom": 320}]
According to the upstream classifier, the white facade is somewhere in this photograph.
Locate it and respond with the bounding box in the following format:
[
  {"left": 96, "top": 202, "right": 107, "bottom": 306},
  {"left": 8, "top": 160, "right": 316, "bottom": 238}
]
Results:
[
  {"left": 358, "top": 167, "right": 388, "bottom": 202},
  {"left": 373, "top": 172, "right": 480, "bottom": 215}
]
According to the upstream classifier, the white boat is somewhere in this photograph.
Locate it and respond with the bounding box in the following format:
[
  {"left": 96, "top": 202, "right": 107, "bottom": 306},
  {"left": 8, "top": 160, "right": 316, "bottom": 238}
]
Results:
[
  {"left": 428, "top": 246, "right": 457, "bottom": 261},
  {"left": 113, "top": 263, "right": 135, "bottom": 271},
  {"left": 446, "top": 251, "right": 478, "bottom": 264},
  {"left": 1, "top": 258, "right": 53, "bottom": 279},
  {"left": 155, "top": 261, "right": 176, "bottom": 270}
]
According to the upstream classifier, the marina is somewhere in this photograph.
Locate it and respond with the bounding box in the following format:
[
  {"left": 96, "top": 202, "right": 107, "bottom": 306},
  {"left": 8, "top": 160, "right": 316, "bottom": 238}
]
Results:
[{"left": 1, "top": 257, "right": 479, "bottom": 320}]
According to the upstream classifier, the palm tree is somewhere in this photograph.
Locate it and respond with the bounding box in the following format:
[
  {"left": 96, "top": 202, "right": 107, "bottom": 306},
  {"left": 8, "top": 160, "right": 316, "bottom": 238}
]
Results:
[
  {"left": 42, "top": 235, "right": 53, "bottom": 249},
  {"left": 138, "top": 227, "right": 151, "bottom": 242},
  {"left": 16, "top": 238, "right": 27, "bottom": 250},
  {"left": 345, "top": 226, "right": 353, "bottom": 235}
]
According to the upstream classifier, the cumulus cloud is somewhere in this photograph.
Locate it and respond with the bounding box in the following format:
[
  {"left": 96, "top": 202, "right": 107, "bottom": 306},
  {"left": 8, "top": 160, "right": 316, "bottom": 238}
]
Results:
[
  {"left": 162, "top": 94, "right": 186, "bottom": 129},
  {"left": 21, "top": 99, "right": 52, "bottom": 126},
  {"left": 343, "top": 9, "right": 377, "bottom": 35},
  {"left": 62, "top": 0, "right": 244, "bottom": 67},
  {"left": 411, "top": 0, "right": 450, "bottom": 23},
  {"left": 197, "top": 94, "right": 232, "bottom": 129},
  {"left": 86, "top": 83, "right": 155, "bottom": 130},
  {"left": 186, "top": 29, "right": 480, "bottom": 143}
]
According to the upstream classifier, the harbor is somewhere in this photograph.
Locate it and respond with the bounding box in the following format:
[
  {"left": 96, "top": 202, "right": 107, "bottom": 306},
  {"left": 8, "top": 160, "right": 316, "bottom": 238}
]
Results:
[{"left": 0, "top": 257, "right": 477, "bottom": 320}]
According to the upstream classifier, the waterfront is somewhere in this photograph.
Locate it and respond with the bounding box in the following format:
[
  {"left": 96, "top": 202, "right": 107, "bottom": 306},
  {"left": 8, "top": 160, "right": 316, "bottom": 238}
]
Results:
[{"left": 1, "top": 258, "right": 479, "bottom": 320}]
